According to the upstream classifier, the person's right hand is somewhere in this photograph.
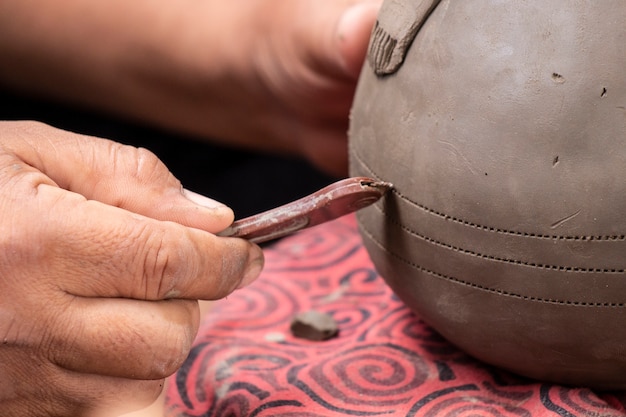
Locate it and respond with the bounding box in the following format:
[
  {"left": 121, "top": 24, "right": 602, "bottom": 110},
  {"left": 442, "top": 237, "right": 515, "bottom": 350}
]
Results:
[{"left": 0, "top": 121, "right": 264, "bottom": 417}]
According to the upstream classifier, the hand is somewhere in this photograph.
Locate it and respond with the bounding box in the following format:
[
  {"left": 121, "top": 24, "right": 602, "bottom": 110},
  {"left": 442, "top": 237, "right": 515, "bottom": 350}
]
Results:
[
  {"left": 0, "top": 121, "right": 264, "bottom": 416},
  {"left": 0, "top": 0, "right": 381, "bottom": 177},
  {"left": 198, "top": 0, "right": 382, "bottom": 176}
]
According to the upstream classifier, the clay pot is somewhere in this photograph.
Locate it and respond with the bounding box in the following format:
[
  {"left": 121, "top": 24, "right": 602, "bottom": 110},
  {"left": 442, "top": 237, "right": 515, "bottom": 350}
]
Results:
[{"left": 349, "top": 0, "right": 626, "bottom": 388}]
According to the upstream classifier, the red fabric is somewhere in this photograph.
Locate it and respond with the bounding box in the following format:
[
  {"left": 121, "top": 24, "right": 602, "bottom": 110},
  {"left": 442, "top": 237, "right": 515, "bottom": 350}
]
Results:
[{"left": 166, "top": 214, "right": 626, "bottom": 416}]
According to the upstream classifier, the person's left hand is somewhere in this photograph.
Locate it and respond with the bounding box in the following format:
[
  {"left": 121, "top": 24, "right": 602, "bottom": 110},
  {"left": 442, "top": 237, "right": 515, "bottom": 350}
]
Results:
[
  {"left": 218, "top": 0, "right": 382, "bottom": 176},
  {"left": 125, "top": 0, "right": 381, "bottom": 177},
  {"left": 0, "top": 0, "right": 381, "bottom": 177}
]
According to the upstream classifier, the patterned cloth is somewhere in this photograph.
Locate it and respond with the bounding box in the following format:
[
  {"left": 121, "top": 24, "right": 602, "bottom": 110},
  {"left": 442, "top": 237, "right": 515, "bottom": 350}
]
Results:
[{"left": 166, "top": 214, "right": 626, "bottom": 416}]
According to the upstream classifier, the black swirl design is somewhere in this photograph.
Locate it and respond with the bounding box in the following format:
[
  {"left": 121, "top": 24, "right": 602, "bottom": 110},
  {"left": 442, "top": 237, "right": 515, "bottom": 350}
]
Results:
[
  {"left": 417, "top": 394, "right": 532, "bottom": 417},
  {"left": 166, "top": 215, "right": 626, "bottom": 417},
  {"left": 207, "top": 278, "right": 301, "bottom": 332},
  {"left": 287, "top": 342, "right": 429, "bottom": 414},
  {"left": 550, "top": 386, "right": 625, "bottom": 417},
  {"left": 266, "top": 218, "right": 360, "bottom": 272}
]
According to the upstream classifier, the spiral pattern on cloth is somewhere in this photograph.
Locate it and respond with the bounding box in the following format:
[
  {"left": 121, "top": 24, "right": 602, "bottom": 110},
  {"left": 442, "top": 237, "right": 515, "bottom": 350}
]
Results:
[
  {"left": 166, "top": 215, "right": 626, "bottom": 417},
  {"left": 288, "top": 343, "right": 428, "bottom": 412}
]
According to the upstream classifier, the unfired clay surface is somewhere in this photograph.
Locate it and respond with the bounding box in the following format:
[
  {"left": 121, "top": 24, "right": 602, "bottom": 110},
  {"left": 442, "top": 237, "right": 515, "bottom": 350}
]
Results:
[{"left": 349, "top": 0, "right": 626, "bottom": 388}]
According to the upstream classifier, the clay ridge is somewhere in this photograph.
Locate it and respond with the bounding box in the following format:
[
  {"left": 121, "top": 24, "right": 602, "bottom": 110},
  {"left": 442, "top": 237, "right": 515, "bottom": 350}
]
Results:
[
  {"left": 350, "top": 145, "right": 626, "bottom": 242},
  {"left": 357, "top": 223, "right": 626, "bottom": 308},
  {"left": 369, "top": 202, "right": 626, "bottom": 275},
  {"left": 367, "top": 0, "right": 442, "bottom": 75}
]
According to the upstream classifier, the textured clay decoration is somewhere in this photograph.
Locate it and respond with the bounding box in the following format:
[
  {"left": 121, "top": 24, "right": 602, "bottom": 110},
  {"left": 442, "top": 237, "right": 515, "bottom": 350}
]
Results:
[{"left": 349, "top": 0, "right": 626, "bottom": 388}]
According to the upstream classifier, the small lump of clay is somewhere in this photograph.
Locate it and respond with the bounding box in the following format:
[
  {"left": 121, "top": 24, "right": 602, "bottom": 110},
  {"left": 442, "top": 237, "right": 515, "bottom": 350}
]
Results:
[{"left": 290, "top": 310, "right": 339, "bottom": 341}]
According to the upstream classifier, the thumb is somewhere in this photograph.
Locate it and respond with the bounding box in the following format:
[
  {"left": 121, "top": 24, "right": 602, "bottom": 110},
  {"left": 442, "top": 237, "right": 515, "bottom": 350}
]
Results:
[
  {"left": 3, "top": 121, "right": 233, "bottom": 232},
  {"left": 335, "top": 1, "right": 382, "bottom": 78}
]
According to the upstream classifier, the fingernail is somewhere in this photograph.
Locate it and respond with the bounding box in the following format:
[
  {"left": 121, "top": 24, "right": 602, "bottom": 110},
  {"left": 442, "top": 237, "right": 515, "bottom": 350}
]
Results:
[
  {"left": 183, "top": 188, "right": 228, "bottom": 210},
  {"left": 237, "top": 246, "right": 265, "bottom": 289}
]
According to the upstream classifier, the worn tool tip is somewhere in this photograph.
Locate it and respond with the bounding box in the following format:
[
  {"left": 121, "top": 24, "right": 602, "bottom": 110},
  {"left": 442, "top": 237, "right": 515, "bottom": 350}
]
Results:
[{"left": 360, "top": 179, "right": 394, "bottom": 191}]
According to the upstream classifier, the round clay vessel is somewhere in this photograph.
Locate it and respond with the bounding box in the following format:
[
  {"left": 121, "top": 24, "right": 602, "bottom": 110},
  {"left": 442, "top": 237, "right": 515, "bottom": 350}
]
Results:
[{"left": 349, "top": 0, "right": 626, "bottom": 388}]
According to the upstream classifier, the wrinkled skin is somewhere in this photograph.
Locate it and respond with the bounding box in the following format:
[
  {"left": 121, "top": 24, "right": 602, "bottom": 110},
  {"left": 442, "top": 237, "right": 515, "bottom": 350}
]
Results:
[
  {"left": 0, "top": 121, "right": 264, "bottom": 416},
  {"left": 0, "top": 0, "right": 381, "bottom": 414}
]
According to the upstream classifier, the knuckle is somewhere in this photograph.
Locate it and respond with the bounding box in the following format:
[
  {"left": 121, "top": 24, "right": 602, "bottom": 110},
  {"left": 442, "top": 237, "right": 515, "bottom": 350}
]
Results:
[
  {"left": 148, "top": 238, "right": 176, "bottom": 299},
  {"left": 132, "top": 224, "right": 259, "bottom": 301},
  {"left": 161, "top": 244, "right": 194, "bottom": 300},
  {"left": 131, "top": 147, "right": 161, "bottom": 179},
  {"left": 132, "top": 225, "right": 190, "bottom": 300},
  {"left": 105, "top": 142, "right": 179, "bottom": 191},
  {"left": 126, "top": 146, "right": 178, "bottom": 186}
]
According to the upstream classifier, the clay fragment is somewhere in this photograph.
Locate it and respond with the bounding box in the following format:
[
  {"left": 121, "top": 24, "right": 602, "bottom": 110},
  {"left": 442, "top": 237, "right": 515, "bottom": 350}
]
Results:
[{"left": 290, "top": 310, "right": 339, "bottom": 341}]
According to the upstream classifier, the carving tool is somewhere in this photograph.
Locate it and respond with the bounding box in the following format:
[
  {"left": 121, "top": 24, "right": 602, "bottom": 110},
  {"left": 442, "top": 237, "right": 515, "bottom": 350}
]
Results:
[{"left": 218, "top": 177, "right": 392, "bottom": 244}]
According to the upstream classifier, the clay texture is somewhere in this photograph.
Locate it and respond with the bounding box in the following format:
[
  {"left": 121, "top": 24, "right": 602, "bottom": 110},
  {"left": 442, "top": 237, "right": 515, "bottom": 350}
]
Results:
[{"left": 349, "top": 0, "right": 626, "bottom": 388}]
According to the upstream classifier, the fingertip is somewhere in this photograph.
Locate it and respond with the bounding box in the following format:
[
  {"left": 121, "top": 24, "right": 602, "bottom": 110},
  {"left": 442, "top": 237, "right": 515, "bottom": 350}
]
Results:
[
  {"left": 181, "top": 188, "right": 235, "bottom": 231},
  {"left": 336, "top": 2, "right": 382, "bottom": 78},
  {"left": 236, "top": 243, "right": 265, "bottom": 290}
]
